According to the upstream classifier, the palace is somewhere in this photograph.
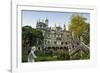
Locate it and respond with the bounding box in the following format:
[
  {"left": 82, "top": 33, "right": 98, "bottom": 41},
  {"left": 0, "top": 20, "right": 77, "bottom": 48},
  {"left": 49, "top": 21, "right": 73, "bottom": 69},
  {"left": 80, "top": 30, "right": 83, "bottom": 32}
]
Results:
[
  {"left": 26, "top": 17, "right": 90, "bottom": 61},
  {"left": 36, "top": 18, "right": 77, "bottom": 52}
]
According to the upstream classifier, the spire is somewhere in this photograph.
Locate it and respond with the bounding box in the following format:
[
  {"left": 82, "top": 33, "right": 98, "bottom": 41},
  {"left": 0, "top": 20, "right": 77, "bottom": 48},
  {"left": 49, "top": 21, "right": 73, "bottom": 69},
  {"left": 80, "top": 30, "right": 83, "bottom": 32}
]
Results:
[
  {"left": 37, "top": 19, "right": 39, "bottom": 23},
  {"left": 64, "top": 24, "right": 66, "bottom": 31},
  {"left": 42, "top": 18, "right": 44, "bottom": 22},
  {"left": 36, "top": 20, "right": 38, "bottom": 25},
  {"left": 46, "top": 17, "right": 48, "bottom": 20},
  {"left": 45, "top": 17, "right": 48, "bottom": 25},
  {"left": 55, "top": 23, "right": 56, "bottom": 27},
  {"left": 36, "top": 20, "right": 39, "bottom": 28}
]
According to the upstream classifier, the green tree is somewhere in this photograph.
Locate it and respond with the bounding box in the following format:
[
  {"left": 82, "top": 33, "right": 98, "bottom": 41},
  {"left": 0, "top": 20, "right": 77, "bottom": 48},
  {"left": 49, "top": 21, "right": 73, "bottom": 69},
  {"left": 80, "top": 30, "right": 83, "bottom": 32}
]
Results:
[
  {"left": 32, "top": 29, "right": 44, "bottom": 45},
  {"left": 68, "top": 13, "right": 87, "bottom": 39},
  {"left": 81, "top": 23, "right": 90, "bottom": 45},
  {"left": 68, "top": 14, "right": 90, "bottom": 60},
  {"left": 22, "top": 26, "right": 44, "bottom": 62},
  {"left": 22, "top": 26, "right": 33, "bottom": 62}
]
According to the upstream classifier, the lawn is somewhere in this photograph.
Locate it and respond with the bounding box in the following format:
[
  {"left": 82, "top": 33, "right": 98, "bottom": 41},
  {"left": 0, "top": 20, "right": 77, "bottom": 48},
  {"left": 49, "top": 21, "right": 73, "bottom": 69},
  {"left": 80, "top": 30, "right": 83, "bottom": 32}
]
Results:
[{"left": 34, "top": 56, "right": 57, "bottom": 62}]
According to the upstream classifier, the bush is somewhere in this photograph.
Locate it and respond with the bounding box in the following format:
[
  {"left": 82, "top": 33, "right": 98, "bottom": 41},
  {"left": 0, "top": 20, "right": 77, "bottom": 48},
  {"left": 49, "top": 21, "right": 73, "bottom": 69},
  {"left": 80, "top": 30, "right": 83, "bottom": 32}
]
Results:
[
  {"left": 57, "top": 51, "right": 70, "bottom": 60},
  {"left": 22, "top": 47, "right": 28, "bottom": 62}
]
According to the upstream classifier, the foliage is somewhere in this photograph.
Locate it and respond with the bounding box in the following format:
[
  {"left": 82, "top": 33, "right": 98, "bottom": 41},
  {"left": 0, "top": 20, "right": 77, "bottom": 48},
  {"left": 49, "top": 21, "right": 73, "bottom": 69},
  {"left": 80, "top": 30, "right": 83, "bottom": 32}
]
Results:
[
  {"left": 34, "top": 49, "right": 57, "bottom": 62},
  {"left": 35, "top": 56, "right": 57, "bottom": 62},
  {"left": 34, "top": 48, "right": 70, "bottom": 61},
  {"left": 81, "top": 23, "right": 90, "bottom": 45},
  {"left": 22, "top": 26, "right": 33, "bottom": 62},
  {"left": 22, "top": 26, "right": 44, "bottom": 62},
  {"left": 35, "top": 49, "right": 45, "bottom": 57},
  {"left": 57, "top": 51, "right": 70, "bottom": 60},
  {"left": 34, "top": 49, "right": 89, "bottom": 61},
  {"left": 80, "top": 50, "right": 90, "bottom": 59},
  {"left": 68, "top": 13, "right": 87, "bottom": 38}
]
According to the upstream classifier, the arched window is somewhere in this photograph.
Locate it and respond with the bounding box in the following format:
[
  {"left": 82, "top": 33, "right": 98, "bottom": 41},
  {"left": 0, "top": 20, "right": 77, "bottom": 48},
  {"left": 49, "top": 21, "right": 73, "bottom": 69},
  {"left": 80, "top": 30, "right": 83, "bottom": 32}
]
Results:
[{"left": 61, "top": 42, "right": 63, "bottom": 45}]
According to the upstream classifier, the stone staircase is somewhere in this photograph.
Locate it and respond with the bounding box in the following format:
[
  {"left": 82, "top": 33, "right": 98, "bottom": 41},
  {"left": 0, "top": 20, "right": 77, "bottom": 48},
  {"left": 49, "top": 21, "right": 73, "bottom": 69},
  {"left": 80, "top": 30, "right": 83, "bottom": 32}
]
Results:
[{"left": 69, "top": 42, "right": 89, "bottom": 56}]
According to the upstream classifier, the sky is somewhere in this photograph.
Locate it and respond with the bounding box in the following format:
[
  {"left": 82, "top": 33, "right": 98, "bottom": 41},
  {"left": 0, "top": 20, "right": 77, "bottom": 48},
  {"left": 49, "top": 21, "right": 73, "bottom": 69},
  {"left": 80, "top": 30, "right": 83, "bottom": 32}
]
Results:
[{"left": 22, "top": 10, "right": 90, "bottom": 29}]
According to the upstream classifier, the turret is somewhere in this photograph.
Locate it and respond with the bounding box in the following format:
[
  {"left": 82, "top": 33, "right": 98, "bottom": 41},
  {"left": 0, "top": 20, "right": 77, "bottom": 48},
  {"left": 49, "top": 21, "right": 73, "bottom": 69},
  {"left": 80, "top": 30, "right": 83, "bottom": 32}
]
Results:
[
  {"left": 36, "top": 20, "right": 39, "bottom": 28},
  {"left": 64, "top": 24, "right": 66, "bottom": 31},
  {"left": 45, "top": 17, "right": 48, "bottom": 25}
]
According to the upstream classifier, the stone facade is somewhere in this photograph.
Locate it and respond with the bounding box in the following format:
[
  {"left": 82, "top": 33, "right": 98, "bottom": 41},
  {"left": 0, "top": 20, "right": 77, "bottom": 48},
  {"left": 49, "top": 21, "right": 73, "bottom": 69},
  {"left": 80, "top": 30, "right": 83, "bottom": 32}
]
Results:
[{"left": 36, "top": 18, "right": 74, "bottom": 51}]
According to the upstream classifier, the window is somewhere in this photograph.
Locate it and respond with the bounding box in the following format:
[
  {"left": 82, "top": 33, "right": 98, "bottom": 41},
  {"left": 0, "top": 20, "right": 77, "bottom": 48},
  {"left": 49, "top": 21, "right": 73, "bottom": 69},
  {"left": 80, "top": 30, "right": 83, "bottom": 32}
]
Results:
[
  {"left": 65, "top": 42, "right": 67, "bottom": 45},
  {"left": 61, "top": 42, "right": 63, "bottom": 45},
  {"left": 48, "top": 41, "right": 50, "bottom": 44},
  {"left": 54, "top": 41, "right": 57, "bottom": 44},
  {"left": 72, "top": 45, "right": 74, "bottom": 48}
]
